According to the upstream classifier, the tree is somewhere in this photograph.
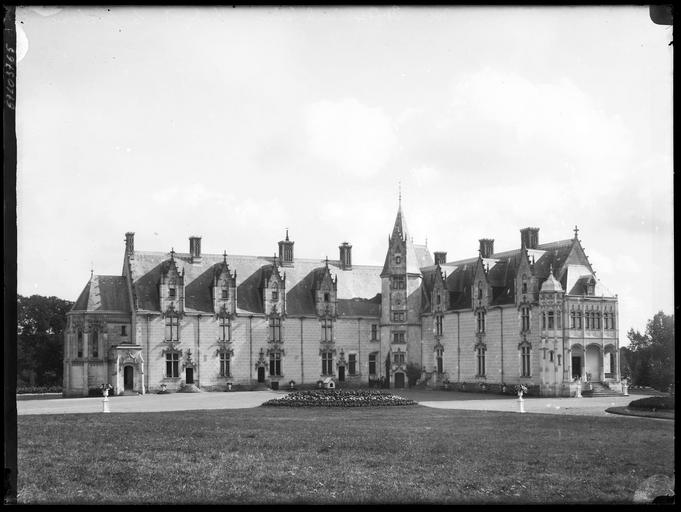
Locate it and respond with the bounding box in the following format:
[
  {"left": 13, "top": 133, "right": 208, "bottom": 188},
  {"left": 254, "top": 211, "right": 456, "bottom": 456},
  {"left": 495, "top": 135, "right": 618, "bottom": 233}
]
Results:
[
  {"left": 405, "top": 362, "right": 422, "bottom": 388},
  {"left": 17, "top": 294, "right": 73, "bottom": 387},
  {"left": 624, "top": 311, "right": 674, "bottom": 390}
]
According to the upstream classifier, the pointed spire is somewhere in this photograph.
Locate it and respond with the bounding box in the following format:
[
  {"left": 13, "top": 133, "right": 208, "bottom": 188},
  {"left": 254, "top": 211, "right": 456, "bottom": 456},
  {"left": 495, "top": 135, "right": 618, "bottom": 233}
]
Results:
[
  {"left": 90, "top": 262, "right": 94, "bottom": 280},
  {"left": 398, "top": 181, "right": 402, "bottom": 209}
]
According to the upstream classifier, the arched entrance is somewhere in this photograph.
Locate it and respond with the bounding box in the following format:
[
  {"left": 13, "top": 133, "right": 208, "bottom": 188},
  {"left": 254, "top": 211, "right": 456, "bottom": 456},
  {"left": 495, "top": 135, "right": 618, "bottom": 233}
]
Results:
[
  {"left": 338, "top": 366, "right": 345, "bottom": 382},
  {"left": 394, "top": 372, "right": 405, "bottom": 389},
  {"left": 186, "top": 367, "right": 194, "bottom": 384},
  {"left": 257, "top": 367, "right": 265, "bottom": 383},
  {"left": 124, "top": 366, "right": 134, "bottom": 390},
  {"left": 585, "top": 344, "right": 602, "bottom": 382}
]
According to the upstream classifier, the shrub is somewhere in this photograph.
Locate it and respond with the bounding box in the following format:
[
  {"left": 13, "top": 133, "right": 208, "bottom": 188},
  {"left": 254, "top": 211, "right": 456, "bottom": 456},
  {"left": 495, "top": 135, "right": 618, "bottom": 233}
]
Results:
[
  {"left": 628, "top": 396, "right": 675, "bottom": 411},
  {"left": 262, "top": 389, "right": 417, "bottom": 407},
  {"left": 16, "top": 385, "right": 63, "bottom": 394}
]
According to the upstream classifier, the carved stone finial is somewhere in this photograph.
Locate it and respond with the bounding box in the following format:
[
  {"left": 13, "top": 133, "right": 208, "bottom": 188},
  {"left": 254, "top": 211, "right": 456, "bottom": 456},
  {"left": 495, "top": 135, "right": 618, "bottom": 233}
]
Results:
[
  {"left": 170, "top": 247, "right": 175, "bottom": 260},
  {"left": 573, "top": 225, "right": 579, "bottom": 239},
  {"left": 285, "top": 228, "right": 289, "bottom": 242},
  {"left": 223, "top": 250, "right": 227, "bottom": 263}
]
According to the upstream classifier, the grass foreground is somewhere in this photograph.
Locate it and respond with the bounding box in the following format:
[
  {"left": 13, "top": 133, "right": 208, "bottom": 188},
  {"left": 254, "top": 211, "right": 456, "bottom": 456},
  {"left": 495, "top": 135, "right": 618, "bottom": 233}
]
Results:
[{"left": 17, "top": 405, "right": 674, "bottom": 504}]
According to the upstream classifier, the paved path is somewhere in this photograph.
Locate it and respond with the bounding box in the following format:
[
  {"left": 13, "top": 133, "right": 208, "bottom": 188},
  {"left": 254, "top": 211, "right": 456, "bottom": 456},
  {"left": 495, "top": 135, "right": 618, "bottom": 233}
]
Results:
[
  {"left": 17, "top": 390, "right": 286, "bottom": 415},
  {"left": 17, "top": 390, "right": 660, "bottom": 418},
  {"left": 418, "top": 394, "right": 657, "bottom": 417}
]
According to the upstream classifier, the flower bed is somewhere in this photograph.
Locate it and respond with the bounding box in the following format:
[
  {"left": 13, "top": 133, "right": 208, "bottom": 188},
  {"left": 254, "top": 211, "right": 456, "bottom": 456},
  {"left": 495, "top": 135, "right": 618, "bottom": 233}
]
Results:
[{"left": 262, "top": 389, "right": 417, "bottom": 407}]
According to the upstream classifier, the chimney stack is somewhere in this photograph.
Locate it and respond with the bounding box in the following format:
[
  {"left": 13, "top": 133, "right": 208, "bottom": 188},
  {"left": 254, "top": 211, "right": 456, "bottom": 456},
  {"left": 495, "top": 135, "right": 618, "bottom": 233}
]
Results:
[
  {"left": 479, "top": 239, "right": 494, "bottom": 258},
  {"left": 520, "top": 227, "right": 540, "bottom": 250},
  {"left": 125, "top": 232, "right": 135, "bottom": 259},
  {"left": 189, "top": 236, "right": 202, "bottom": 263},
  {"left": 339, "top": 242, "right": 352, "bottom": 270},
  {"left": 434, "top": 251, "right": 447, "bottom": 266}
]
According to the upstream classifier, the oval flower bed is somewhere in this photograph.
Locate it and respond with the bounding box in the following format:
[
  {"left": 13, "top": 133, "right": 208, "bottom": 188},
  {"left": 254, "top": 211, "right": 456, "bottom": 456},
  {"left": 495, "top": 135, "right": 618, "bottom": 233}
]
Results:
[{"left": 262, "top": 389, "right": 417, "bottom": 407}]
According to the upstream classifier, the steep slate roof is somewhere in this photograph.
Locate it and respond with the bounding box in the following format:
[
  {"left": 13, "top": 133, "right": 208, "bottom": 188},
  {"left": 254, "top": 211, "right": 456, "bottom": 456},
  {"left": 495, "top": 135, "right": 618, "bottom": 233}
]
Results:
[
  {"left": 129, "top": 251, "right": 383, "bottom": 316},
  {"left": 436, "top": 237, "right": 613, "bottom": 310},
  {"left": 71, "top": 275, "right": 130, "bottom": 313},
  {"left": 381, "top": 205, "right": 424, "bottom": 276}
]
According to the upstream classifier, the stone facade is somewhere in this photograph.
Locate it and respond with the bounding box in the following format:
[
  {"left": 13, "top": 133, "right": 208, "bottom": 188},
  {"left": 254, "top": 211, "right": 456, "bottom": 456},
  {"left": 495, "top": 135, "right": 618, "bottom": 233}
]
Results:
[{"left": 63, "top": 208, "right": 621, "bottom": 397}]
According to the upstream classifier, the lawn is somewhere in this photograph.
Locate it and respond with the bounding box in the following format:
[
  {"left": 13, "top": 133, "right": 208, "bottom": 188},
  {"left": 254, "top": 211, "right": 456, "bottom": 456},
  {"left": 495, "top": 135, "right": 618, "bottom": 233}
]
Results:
[{"left": 17, "top": 406, "right": 674, "bottom": 504}]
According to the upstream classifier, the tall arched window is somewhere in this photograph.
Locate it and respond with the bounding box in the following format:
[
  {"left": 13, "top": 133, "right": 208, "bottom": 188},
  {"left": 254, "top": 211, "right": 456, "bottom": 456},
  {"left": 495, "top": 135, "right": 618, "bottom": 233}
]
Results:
[{"left": 436, "top": 348, "right": 444, "bottom": 374}]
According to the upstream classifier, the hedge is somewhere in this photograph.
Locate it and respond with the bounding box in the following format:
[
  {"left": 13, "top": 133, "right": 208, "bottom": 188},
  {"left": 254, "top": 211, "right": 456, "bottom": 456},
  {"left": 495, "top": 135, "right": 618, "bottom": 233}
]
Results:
[{"left": 628, "top": 396, "right": 675, "bottom": 411}]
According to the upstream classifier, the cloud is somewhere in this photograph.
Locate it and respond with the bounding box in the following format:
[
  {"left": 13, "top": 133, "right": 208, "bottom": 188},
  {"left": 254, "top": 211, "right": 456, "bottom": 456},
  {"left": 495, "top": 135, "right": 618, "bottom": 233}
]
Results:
[{"left": 304, "top": 98, "right": 397, "bottom": 178}]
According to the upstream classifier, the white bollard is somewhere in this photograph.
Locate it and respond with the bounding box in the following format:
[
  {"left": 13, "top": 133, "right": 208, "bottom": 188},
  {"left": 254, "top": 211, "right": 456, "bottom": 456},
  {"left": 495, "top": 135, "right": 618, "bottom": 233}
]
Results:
[{"left": 102, "top": 396, "right": 110, "bottom": 413}]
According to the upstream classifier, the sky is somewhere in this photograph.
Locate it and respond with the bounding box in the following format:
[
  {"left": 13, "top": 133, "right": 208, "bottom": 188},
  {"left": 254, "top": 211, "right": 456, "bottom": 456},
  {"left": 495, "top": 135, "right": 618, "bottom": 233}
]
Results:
[{"left": 15, "top": 6, "right": 673, "bottom": 340}]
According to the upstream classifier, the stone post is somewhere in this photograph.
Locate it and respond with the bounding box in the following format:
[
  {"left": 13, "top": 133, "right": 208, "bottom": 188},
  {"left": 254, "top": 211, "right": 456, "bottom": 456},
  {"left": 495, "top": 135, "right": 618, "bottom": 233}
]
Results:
[{"left": 599, "top": 346, "right": 605, "bottom": 382}]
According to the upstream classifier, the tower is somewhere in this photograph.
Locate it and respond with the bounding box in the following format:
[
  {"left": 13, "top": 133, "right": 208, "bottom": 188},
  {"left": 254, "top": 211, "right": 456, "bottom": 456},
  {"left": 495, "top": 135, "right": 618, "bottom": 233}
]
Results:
[{"left": 380, "top": 193, "right": 423, "bottom": 388}]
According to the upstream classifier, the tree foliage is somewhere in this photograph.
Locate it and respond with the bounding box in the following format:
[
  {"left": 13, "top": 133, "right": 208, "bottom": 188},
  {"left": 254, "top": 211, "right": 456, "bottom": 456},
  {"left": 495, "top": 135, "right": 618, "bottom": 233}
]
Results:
[
  {"left": 621, "top": 311, "right": 674, "bottom": 390},
  {"left": 17, "top": 294, "right": 73, "bottom": 387}
]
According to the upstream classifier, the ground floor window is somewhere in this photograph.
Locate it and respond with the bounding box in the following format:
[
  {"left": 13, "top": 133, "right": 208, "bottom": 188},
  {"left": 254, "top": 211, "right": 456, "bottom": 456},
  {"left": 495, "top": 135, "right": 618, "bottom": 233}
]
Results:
[
  {"left": 166, "top": 352, "right": 180, "bottom": 378},
  {"left": 219, "top": 351, "right": 231, "bottom": 377},
  {"left": 520, "top": 345, "right": 531, "bottom": 377},
  {"left": 269, "top": 352, "right": 282, "bottom": 376},
  {"left": 436, "top": 348, "right": 443, "bottom": 373},
  {"left": 321, "top": 351, "right": 333, "bottom": 375},
  {"left": 368, "top": 353, "right": 377, "bottom": 375},
  {"left": 348, "top": 353, "right": 357, "bottom": 375},
  {"left": 476, "top": 345, "right": 486, "bottom": 377}
]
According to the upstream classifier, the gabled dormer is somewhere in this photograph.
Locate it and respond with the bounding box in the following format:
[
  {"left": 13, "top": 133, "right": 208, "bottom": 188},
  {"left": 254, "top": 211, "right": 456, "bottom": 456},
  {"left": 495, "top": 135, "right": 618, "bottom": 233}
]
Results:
[
  {"left": 515, "top": 246, "right": 537, "bottom": 305},
  {"left": 159, "top": 248, "right": 184, "bottom": 313},
  {"left": 431, "top": 264, "right": 448, "bottom": 314},
  {"left": 471, "top": 255, "right": 490, "bottom": 311},
  {"left": 213, "top": 251, "right": 237, "bottom": 317},
  {"left": 263, "top": 256, "right": 286, "bottom": 317},
  {"left": 315, "top": 259, "right": 338, "bottom": 318}
]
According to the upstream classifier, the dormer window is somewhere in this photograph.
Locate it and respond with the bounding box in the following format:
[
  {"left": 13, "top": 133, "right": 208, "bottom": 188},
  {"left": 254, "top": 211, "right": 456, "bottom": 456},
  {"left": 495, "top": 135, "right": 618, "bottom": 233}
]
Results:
[
  {"left": 168, "top": 287, "right": 176, "bottom": 299},
  {"left": 436, "top": 294, "right": 441, "bottom": 305},
  {"left": 395, "top": 254, "right": 402, "bottom": 264},
  {"left": 272, "top": 283, "right": 279, "bottom": 302},
  {"left": 324, "top": 292, "right": 330, "bottom": 303},
  {"left": 477, "top": 282, "right": 483, "bottom": 300},
  {"left": 221, "top": 288, "right": 229, "bottom": 300},
  {"left": 522, "top": 282, "right": 527, "bottom": 294},
  {"left": 587, "top": 282, "right": 595, "bottom": 295}
]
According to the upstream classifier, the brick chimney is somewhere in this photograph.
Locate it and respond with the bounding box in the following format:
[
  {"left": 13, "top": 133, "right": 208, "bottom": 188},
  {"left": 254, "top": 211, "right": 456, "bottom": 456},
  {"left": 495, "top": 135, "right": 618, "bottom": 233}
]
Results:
[
  {"left": 479, "top": 239, "right": 494, "bottom": 258},
  {"left": 434, "top": 251, "right": 447, "bottom": 266},
  {"left": 339, "top": 242, "right": 352, "bottom": 270},
  {"left": 189, "top": 236, "right": 202, "bottom": 263},
  {"left": 520, "top": 227, "right": 539, "bottom": 250},
  {"left": 125, "top": 232, "right": 135, "bottom": 259}
]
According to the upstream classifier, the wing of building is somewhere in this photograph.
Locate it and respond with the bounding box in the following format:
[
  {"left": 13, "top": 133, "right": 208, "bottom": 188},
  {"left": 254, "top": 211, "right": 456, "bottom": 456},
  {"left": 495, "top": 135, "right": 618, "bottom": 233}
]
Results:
[{"left": 64, "top": 206, "right": 623, "bottom": 397}]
